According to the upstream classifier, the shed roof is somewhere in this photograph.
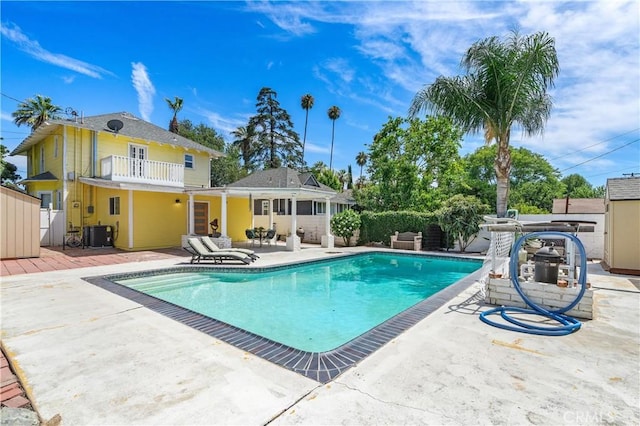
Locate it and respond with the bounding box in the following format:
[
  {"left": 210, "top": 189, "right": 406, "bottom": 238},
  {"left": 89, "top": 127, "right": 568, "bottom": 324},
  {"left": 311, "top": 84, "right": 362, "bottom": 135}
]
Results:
[
  {"left": 10, "top": 112, "right": 224, "bottom": 158},
  {"left": 552, "top": 198, "right": 605, "bottom": 214},
  {"left": 606, "top": 177, "right": 640, "bottom": 201}
]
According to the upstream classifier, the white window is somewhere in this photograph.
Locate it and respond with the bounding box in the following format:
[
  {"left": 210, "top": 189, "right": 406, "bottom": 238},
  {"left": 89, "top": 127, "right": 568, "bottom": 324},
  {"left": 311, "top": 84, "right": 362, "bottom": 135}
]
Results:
[
  {"left": 109, "top": 197, "right": 120, "bottom": 215},
  {"left": 56, "top": 191, "right": 62, "bottom": 210},
  {"left": 315, "top": 201, "right": 326, "bottom": 215},
  {"left": 184, "top": 154, "right": 194, "bottom": 169},
  {"left": 37, "top": 191, "right": 53, "bottom": 209},
  {"left": 261, "top": 200, "right": 269, "bottom": 215}
]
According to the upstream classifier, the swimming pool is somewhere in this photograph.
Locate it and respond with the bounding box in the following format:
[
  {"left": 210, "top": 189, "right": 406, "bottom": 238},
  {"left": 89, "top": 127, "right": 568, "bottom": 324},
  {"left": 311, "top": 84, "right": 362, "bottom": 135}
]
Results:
[{"left": 86, "top": 251, "right": 481, "bottom": 382}]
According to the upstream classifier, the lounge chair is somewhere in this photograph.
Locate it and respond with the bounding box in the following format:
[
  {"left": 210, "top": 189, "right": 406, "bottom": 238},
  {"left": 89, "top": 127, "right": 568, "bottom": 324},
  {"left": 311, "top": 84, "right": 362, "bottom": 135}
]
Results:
[
  {"left": 185, "top": 237, "right": 252, "bottom": 265},
  {"left": 200, "top": 236, "right": 259, "bottom": 260}
]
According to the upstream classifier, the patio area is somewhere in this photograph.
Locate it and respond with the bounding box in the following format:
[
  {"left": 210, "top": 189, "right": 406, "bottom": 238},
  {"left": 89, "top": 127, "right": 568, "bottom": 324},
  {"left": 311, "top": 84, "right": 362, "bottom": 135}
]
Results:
[{"left": 1, "top": 247, "right": 638, "bottom": 424}]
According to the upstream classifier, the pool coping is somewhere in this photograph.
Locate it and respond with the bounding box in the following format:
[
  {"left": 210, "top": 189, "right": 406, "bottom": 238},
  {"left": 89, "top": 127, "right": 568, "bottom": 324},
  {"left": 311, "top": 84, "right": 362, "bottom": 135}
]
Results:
[{"left": 83, "top": 251, "right": 482, "bottom": 383}]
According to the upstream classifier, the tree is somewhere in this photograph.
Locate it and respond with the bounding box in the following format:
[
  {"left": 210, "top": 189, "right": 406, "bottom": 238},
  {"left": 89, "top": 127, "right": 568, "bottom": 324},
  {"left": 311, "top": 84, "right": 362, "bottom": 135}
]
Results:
[
  {"left": 176, "top": 119, "right": 244, "bottom": 186},
  {"left": 317, "top": 168, "right": 342, "bottom": 191},
  {"left": 363, "top": 116, "right": 463, "bottom": 212},
  {"left": 330, "top": 209, "right": 361, "bottom": 247},
  {"left": 562, "top": 174, "right": 604, "bottom": 198},
  {"left": 249, "top": 87, "right": 302, "bottom": 169},
  {"left": 346, "top": 164, "right": 354, "bottom": 190},
  {"left": 300, "top": 93, "right": 314, "bottom": 165},
  {"left": 409, "top": 30, "right": 559, "bottom": 217},
  {"left": 12, "top": 94, "right": 62, "bottom": 131},
  {"left": 327, "top": 105, "right": 341, "bottom": 170},
  {"left": 435, "top": 194, "right": 489, "bottom": 252},
  {"left": 166, "top": 96, "right": 183, "bottom": 133},
  {"left": 356, "top": 151, "right": 367, "bottom": 188},
  {"left": 1, "top": 144, "right": 21, "bottom": 185},
  {"left": 210, "top": 145, "right": 247, "bottom": 187},
  {"left": 177, "top": 119, "right": 224, "bottom": 151},
  {"left": 459, "top": 145, "right": 565, "bottom": 213},
  {"left": 231, "top": 124, "right": 257, "bottom": 171}
]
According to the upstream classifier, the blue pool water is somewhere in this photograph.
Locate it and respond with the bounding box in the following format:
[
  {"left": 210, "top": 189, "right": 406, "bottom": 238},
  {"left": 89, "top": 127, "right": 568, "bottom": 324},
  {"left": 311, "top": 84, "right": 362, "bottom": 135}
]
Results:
[{"left": 115, "top": 253, "right": 479, "bottom": 352}]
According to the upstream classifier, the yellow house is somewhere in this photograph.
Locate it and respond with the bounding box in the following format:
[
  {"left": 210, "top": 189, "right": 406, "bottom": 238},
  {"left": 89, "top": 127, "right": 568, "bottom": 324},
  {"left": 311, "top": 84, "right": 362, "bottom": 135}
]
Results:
[
  {"left": 10, "top": 112, "right": 338, "bottom": 251},
  {"left": 603, "top": 176, "right": 640, "bottom": 275}
]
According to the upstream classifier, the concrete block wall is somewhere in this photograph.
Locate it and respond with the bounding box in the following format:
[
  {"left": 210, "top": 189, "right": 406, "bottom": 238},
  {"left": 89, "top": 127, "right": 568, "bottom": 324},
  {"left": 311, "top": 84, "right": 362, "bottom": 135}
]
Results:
[{"left": 486, "top": 278, "right": 594, "bottom": 319}]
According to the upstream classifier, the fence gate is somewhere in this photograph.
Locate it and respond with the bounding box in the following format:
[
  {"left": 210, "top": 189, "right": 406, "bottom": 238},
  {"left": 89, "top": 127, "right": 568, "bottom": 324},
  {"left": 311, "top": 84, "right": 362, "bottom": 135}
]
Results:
[{"left": 40, "top": 209, "right": 65, "bottom": 247}]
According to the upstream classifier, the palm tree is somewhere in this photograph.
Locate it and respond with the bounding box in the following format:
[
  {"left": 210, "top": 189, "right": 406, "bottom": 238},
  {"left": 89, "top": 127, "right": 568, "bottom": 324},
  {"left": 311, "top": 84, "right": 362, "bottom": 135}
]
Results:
[
  {"left": 356, "top": 151, "right": 367, "bottom": 188},
  {"left": 12, "top": 95, "right": 62, "bottom": 131},
  {"left": 327, "top": 105, "right": 341, "bottom": 171},
  {"left": 409, "top": 31, "right": 559, "bottom": 217},
  {"left": 300, "top": 93, "right": 314, "bottom": 165},
  {"left": 166, "top": 96, "right": 184, "bottom": 133},
  {"left": 231, "top": 124, "right": 256, "bottom": 171}
]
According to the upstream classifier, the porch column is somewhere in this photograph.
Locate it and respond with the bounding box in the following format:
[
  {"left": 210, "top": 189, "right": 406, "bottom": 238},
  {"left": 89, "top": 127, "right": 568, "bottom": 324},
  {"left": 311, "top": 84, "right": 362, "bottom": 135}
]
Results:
[
  {"left": 286, "top": 194, "right": 300, "bottom": 251},
  {"left": 322, "top": 196, "right": 334, "bottom": 248},
  {"left": 128, "top": 190, "right": 134, "bottom": 249},
  {"left": 188, "top": 194, "right": 195, "bottom": 235},
  {"left": 221, "top": 192, "right": 228, "bottom": 237},
  {"left": 268, "top": 199, "right": 274, "bottom": 229}
]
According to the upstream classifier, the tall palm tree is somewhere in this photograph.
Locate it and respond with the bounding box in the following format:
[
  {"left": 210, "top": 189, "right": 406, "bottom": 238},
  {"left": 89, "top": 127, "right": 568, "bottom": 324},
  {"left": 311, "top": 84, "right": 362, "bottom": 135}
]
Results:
[
  {"left": 300, "top": 93, "right": 314, "bottom": 165},
  {"left": 409, "top": 30, "right": 559, "bottom": 217},
  {"left": 165, "top": 96, "right": 183, "bottom": 133},
  {"left": 327, "top": 105, "right": 341, "bottom": 171},
  {"left": 356, "top": 151, "right": 367, "bottom": 188},
  {"left": 231, "top": 124, "right": 256, "bottom": 171},
  {"left": 12, "top": 95, "right": 62, "bottom": 131}
]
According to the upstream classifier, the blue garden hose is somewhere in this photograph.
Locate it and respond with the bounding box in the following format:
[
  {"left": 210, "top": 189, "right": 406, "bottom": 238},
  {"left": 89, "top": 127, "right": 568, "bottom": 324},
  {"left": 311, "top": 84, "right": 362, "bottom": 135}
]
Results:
[{"left": 479, "top": 231, "right": 588, "bottom": 336}]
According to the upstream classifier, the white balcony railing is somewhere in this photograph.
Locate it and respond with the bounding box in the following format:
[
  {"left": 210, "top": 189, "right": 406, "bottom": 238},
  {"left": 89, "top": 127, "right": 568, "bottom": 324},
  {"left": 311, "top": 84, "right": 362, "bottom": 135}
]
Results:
[{"left": 101, "top": 155, "right": 184, "bottom": 187}]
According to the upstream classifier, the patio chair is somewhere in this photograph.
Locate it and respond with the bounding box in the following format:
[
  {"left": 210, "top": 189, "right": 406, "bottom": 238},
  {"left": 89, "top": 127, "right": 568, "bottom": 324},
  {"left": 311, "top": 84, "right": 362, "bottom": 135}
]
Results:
[
  {"left": 263, "top": 228, "right": 276, "bottom": 246},
  {"left": 390, "top": 231, "right": 423, "bottom": 251},
  {"left": 245, "top": 229, "right": 258, "bottom": 247},
  {"left": 185, "top": 237, "right": 252, "bottom": 265},
  {"left": 200, "top": 236, "right": 259, "bottom": 261}
]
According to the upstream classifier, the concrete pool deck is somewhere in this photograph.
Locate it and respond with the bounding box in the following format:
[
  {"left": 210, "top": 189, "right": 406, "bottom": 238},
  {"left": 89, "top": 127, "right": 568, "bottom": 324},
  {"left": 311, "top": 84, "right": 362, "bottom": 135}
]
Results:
[{"left": 1, "top": 247, "right": 639, "bottom": 425}]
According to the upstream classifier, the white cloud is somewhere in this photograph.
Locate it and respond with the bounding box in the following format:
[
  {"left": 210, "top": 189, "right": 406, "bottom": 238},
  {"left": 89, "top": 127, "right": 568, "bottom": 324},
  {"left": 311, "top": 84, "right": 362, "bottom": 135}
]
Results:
[
  {"left": 62, "top": 75, "right": 75, "bottom": 84},
  {"left": 0, "top": 22, "right": 112, "bottom": 79},
  {"left": 198, "top": 108, "right": 247, "bottom": 140},
  {"left": 304, "top": 141, "right": 330, "bottom": 155},
  {"left": 244, "top": 1, "right": 318, "bottom": 36},
  {"left": 1, "top": 111, "right": 14, "bottom": 122},
  {"left": 131, "top": 62, "right": 156, "bottom": 122}
]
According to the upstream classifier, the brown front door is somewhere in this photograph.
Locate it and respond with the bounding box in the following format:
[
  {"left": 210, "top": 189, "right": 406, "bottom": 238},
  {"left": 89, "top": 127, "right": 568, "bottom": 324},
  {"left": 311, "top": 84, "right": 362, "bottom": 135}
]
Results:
[{"left": 194, "top": 202, "right": 209, "bottom": 235}]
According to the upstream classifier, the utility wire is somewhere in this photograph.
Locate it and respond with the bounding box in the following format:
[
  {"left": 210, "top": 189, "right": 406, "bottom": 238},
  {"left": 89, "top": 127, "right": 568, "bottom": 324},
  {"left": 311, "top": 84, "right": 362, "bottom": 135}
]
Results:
[
  {"left": 559, "top": 138, "right": 640, "bottom": 172},
  {"left": 548, "top": 128, "right": 640, "bottom": 161},
  {"left": 585, "top": 165, "right": 639, "bottom": 179},
  {"left": 0, "top": 92, "right": 24, "bottom": 103}
]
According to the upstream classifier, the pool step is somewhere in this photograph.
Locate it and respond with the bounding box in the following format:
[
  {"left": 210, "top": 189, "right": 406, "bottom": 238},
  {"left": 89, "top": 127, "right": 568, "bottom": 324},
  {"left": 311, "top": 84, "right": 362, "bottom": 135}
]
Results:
[{"left": 120, "top": 274, "right": 211, "bottom": 293}]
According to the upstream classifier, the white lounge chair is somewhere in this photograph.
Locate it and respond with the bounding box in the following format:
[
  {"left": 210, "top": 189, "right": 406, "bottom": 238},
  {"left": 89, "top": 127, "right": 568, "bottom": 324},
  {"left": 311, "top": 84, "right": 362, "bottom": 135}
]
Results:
[
  {"left": 185, "top": 237, "right": 252, "bottom": 265},
  {"left": 200, "top": 236, "right": 259, "bottom": 261}
]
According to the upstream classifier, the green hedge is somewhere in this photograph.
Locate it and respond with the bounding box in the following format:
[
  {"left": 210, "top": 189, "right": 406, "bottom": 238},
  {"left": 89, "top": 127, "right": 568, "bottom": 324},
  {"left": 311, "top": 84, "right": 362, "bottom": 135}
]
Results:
[{"left": 358, "top": 211, "right": 442, "bottom": 247}]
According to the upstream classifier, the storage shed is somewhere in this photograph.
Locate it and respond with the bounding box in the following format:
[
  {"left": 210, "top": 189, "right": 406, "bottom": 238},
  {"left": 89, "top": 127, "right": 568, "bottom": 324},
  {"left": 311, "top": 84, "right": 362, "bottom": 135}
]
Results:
[
  {"left": 1, "top": 185, "right": 41, "bottom": 259},
  {"left": 603, "top": 177, "right": 640, "bottom": 275}
]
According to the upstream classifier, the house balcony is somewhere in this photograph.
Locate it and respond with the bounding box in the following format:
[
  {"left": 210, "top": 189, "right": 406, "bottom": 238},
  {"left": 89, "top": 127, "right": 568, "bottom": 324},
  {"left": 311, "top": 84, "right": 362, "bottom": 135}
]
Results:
[{"left": 101, "top": 155, "right": 184, "bottom": 187}]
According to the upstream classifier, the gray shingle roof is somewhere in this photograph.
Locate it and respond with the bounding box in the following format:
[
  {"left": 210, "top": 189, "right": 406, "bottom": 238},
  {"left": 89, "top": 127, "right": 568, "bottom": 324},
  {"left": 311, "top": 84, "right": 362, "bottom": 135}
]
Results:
[
  {"left": 10, "top": 112, "right": 223, "bottom": 158},
  {"left": 227, "top": 167, "right": 335, "bottom": 193},
  {"left": 18, "top": 171, "right": 58, "bottom": 183},
  {"left": 607, "top": 177, "right": 640, "bottom": 201}
]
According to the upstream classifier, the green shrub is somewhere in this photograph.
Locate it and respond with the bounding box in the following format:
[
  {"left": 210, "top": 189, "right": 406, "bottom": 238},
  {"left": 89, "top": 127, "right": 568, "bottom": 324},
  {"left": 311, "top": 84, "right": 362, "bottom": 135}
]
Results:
[
  {"left": 331, "top": 209, "right": 362, "bottom": 247},
  {"left": 358, "top": 211, "right": 440, "bottom": 247}
]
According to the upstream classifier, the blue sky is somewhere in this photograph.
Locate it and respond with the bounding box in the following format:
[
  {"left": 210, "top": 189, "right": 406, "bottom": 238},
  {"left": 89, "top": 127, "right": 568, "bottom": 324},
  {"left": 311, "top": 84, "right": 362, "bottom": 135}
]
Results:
[{"left": 1, "top": 0, "right": 639, "bottom": 188}]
